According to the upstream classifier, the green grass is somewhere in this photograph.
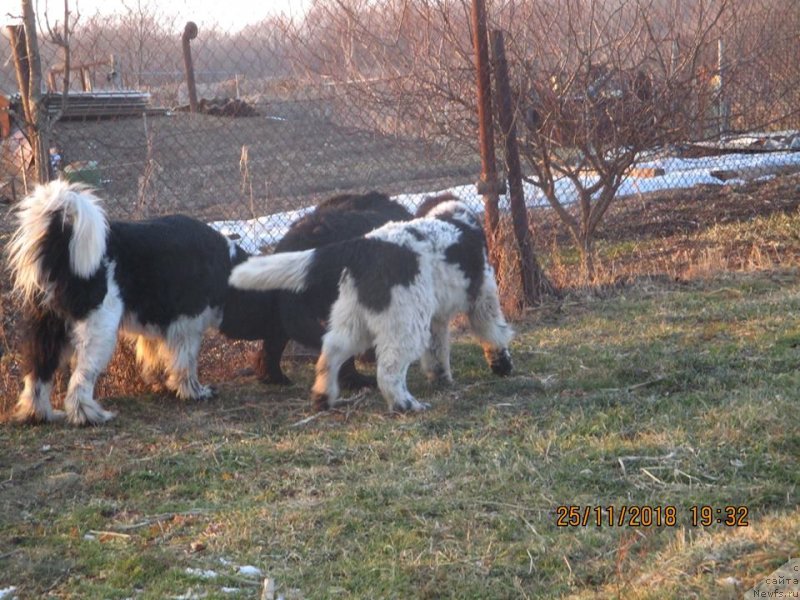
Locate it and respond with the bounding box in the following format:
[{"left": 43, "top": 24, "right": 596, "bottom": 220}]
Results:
[{"left": 1, "top": 269, "right": 799, "bottom": 599}]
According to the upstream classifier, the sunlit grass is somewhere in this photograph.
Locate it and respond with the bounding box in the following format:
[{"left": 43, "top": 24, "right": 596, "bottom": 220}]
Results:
[{"left": 1, "top": 266, "right": 799, "bottom": 599}]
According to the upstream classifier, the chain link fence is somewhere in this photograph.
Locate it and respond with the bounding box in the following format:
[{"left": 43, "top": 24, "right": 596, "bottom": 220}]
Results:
[{"left": 1, "top": 0, "right": 800, "bottom": 253}]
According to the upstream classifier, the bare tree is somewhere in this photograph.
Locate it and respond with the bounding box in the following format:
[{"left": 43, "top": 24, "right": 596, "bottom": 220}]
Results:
[
  {"left": 283, "top": 0, "right": 553, "bottom": 303},
  {"left": 504, "top": 0, "right": 729, "bottom": 279},
  {"left": 41, "top": 0, "right": 79, "bottom": 119},
  {"left": 282, "top": 0, "right": 786, "bottom": 283},
  {"left": 117, "top": 0, "right": 176, "bottom": 88},
  {"left": 9, "top": 0, "right": 51, "bottom": 184}
]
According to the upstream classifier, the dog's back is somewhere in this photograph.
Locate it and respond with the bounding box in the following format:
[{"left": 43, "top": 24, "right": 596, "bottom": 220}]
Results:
[{"left": 110, "top": 215, "right": 237, "bottom": 330}]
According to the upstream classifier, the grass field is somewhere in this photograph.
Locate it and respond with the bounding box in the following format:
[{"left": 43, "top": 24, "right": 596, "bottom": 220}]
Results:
[{"left": 1, "top": 177, "right": 800, "bottom": 599}]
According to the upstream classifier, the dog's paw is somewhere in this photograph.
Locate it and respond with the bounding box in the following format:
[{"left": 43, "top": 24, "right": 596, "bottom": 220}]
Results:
[
  {"left": 68, "top": 403, "right": 116, "bottom": 426},
  {"left": 11, "top": 404, "right": 66, "bottom": 425},
  {"left": 311, "top": 391, "right": 330, "bottom": 412},
  {"left": 173, "top": 379, "right": 216, "bottom": 401},
  {"left": 393, "top": 396, "right": 431, "bottom": 413},
  {"left": 193, "top": 384, "right": 216, "bottom": 401}
]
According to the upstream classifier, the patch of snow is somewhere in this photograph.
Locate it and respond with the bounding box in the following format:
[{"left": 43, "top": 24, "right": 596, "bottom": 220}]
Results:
[
  {"left": 237, "top": 565, "right": 263, "bottom": 578},
  {"left": 210, "top": 142, "right": 800, "bottom": 255},
  {"left": 185, "top": 567, "right": 219, "bottom": 579},
  {"left": 0, "top": 587, "right": 17, "bottom": 600}
]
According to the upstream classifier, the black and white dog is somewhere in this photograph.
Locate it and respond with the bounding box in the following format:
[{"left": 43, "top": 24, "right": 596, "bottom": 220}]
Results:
[
  {"left": 6, "top": 180, "right": 245, "bottom": 425},
  {"left": 220, "top": 191, "right": 412, "bottom": 387},
  {"left": 229, "top": 196, "right": 513, "bottom": 413}
]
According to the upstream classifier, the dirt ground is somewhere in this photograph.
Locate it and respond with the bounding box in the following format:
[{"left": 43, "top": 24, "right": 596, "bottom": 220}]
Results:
[
  {"left": 46, "top": 102, "right": 479, "bottom": 224},
  {"left": 2, "top": 170, "right": 799, "bottom": 414}
]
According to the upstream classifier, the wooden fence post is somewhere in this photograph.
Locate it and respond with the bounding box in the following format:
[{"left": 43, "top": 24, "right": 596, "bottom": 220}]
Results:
[{"left": 9, "top": 1, "right": 52, "bottom": 186}]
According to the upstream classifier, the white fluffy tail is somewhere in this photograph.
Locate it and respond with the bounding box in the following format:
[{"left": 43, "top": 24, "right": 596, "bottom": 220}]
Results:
[
  {"left": 228, "top": 250, "right": 314, "bottom": 293},
  {"left": 6, "top": 180, "right": 108, "bottom": 305}
]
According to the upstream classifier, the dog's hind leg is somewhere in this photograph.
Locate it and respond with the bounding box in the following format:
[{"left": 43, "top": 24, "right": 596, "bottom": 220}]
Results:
[
  {"left": 374, "top": 323, "right": 430, "bottom": 413},
  {"left": 310, "top": 330, "right": 359, "bottom": 411},
  {"left": 421, "top": 317, "right": 453, "bottom": 385},
  {"left": 63, "top": 297, "right": 123, "bottom": 425},
  {"left": 13, "top": 309, "right": 71, "bottom": 423},
  {"left": 255, "top": 331, "right": 292, "bottom": 385},
  {"left": 468, "top": 279, "right": 514, "bottom": 376},
  {"left": 376, "top": 343, "right": 430, "bottom": 413},
  {"left": 135, "top": 335, "right": 166, "bottom": 387},
  {"left": 163, "top": 311, "right": 216, "bottom": 400},
  {"left": 284, "top": 295, "right": 375, "bottom": 390}
]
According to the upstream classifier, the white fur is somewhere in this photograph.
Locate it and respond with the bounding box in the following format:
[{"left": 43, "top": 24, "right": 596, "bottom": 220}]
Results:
[
  {"left": 6, "top": 180, "right": 107, "bottom": 306},
  {"left": 161, "top": 307, "right": 221, "bottom": 400},
  {"left": 62, "top": 273, "right": 123, "bottom": 425},
  {"left": 229, "top": 250, "right": 313, "bottom": 293},
  {"left": 13, "top": 376, "right": 63, "bottom": 423},
  {"left": 231, "top": 200, "right": 514, "bottom": 413}
]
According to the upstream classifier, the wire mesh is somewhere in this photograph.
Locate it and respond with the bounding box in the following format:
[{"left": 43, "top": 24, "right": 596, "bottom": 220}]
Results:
[{"left": 1, "top": 0, "right": 799, "bottom": 252}]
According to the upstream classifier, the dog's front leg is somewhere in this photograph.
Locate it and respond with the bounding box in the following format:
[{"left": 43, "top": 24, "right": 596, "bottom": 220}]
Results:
[
  {"left": 63, "top": 299, "right": 122, "bottom": 425},
  {"left": 421, "top": 317, "right": 453, "bottom": 385}
]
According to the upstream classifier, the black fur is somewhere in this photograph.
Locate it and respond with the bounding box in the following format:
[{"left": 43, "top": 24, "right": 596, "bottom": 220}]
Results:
[
  {"left": 220, "top": 191, "right": 413, "bottom": 385},
  {"left": 9, "top": 181, "right": 245, "bottom": 424},
  {"left": 307, "top": 238, "right": 420, "bottom": 312},
  {"left": 108, "top": 215, "right": 236, "bottom": 328},
  {"left": 440, "top": 216, "right": 486, "bottom": 303},
  {"left": 486, "top": 348, "right": 513, "bottom": 376},
  {"left": 414, "top": 195, "right": 487, "bottom": 302},
  {"left": 24, "top": 306, "right": 69, "bottom": 384},
  {"left": 414, "top": 192, "right": 461, "bottom": 218},
  {"left": 40, "top": 219, "right": 108, "bottom": 320}
]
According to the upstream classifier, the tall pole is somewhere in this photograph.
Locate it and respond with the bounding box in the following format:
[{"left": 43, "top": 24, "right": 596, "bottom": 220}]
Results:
[
  {"left": 491, "top": 29, "right": 552, "bottom": 305},
  {"left": 470, "top": 0, "right": 500, "bottom": 259},
  {"left": 182, "top": 21, "right": 199, "bottom": 113},
  {"left": 15, "top": 0, "right": 52, "bottom": 184}
]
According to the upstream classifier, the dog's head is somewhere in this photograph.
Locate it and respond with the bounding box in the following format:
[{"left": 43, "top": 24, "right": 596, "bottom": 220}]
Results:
[
  {"left": 415, "top": 194, "right": 483, "bottom": 233},
  {"left": 484, "top": 346, "right": 513, "bottom": 377}
]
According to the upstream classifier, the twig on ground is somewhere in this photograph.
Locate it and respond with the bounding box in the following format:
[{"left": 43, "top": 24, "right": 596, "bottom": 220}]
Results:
[
  {"left": 290, "top": 411, "right": 327, "bottom": 428},
  {"left": 640, "top": 468, "right": 666, "bottom": 486},
  {"left": 89, "top": 530, "right": 132, "bottom": 540},
  {"left": 601, "top": 377, "right": 665, "bottom": 393}
]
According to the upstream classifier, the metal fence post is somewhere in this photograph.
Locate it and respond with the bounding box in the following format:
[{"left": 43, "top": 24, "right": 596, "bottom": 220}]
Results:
[
  {"left": 717, "top": 37, "right": 730, "bottom": 136},
  {"left": 182, "top": 21, "right": 199, "bottom": 113},
  {"left": 490, "top": 29, "right": 552, "bottom": 305},
  {"left": 470, "top": 0, "right": 500, "bottom": 258}
]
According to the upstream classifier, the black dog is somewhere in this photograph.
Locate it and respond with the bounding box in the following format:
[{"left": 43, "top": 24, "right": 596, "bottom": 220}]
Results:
[{"left": 220, "top": 191, "right": 412, "bottom": 388}]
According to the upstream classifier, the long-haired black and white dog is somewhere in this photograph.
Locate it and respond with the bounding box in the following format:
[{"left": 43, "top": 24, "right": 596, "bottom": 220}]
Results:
[
  {"left": 220, "top": 191, "right": 412, "bottom": 387},
  {"left": 229, "top": 196, "right": 513, "bottom": 413},
  {"left": 6, "top": 180, "right": 245, "bottom": 425}
]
